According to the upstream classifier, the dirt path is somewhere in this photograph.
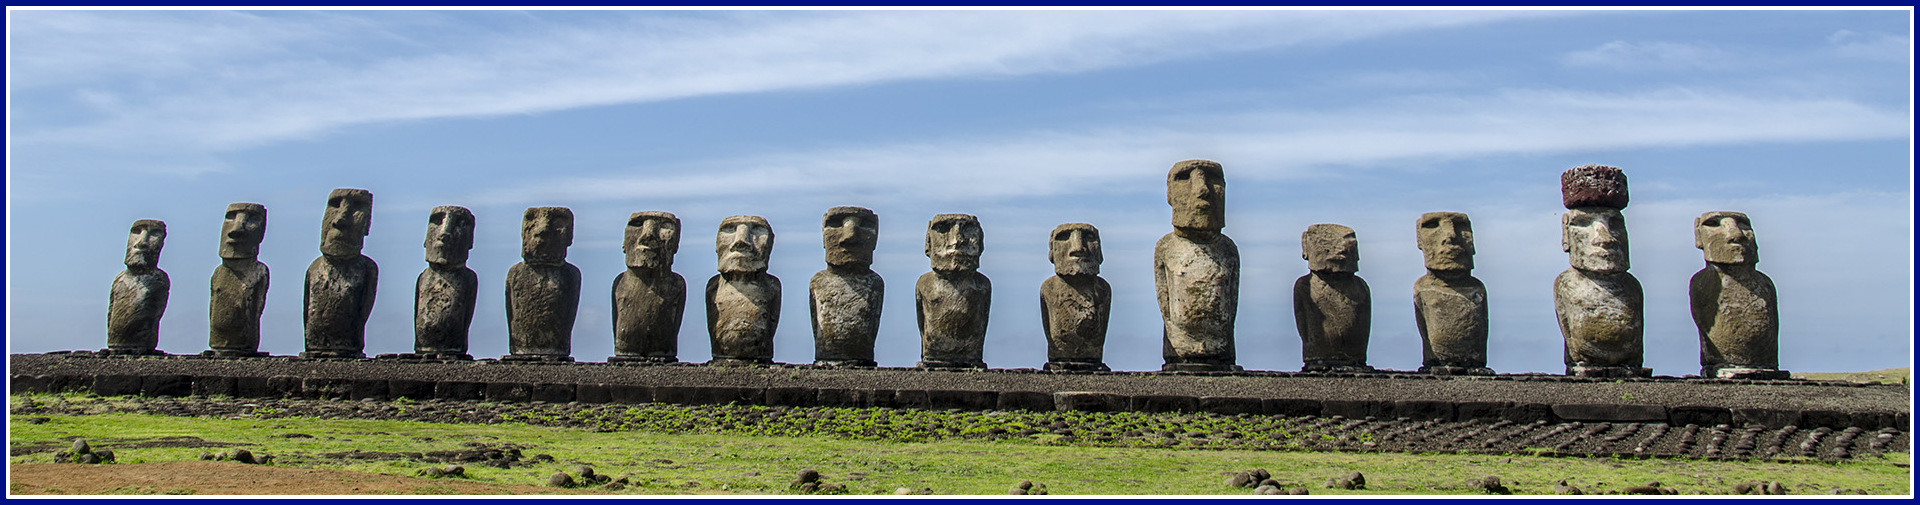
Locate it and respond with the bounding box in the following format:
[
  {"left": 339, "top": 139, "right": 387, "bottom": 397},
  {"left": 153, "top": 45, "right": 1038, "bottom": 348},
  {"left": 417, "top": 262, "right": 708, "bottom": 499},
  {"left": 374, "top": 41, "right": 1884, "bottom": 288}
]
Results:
[{"left": 8, "top": 461, "right": 593, "bottom": 495}]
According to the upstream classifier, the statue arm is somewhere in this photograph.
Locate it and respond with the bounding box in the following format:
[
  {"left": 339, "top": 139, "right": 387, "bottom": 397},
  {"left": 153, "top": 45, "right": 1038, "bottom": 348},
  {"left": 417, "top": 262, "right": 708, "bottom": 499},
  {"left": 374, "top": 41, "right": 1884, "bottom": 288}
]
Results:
[
  {"left": 360, "top": 261, "right": 378, "bottom": 325},
  {"left": 766, "top": 276, "right": 781, "bottom": 336},
  {"left": 704, "top": 275, "right": 720, "bottom": 339},
  {"left": 1038, "top": 279, "right": 1054, "bottom": 340},
  {"left": 1292, "top": 276, "right": 1311, "bottom": 340},
  {"left": 1688, "top": 268, "right": 1719, "bottom": 337},
  {"left": 561, "top": 264, "right": 582, "bottom": 322}
]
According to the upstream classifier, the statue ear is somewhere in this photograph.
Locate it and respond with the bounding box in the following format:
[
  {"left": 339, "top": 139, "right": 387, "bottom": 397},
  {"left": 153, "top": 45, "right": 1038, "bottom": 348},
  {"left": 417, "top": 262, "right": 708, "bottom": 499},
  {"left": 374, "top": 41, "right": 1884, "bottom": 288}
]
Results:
[{"left": 1560, "top": 213, "right": 1573, "bottom": 253}]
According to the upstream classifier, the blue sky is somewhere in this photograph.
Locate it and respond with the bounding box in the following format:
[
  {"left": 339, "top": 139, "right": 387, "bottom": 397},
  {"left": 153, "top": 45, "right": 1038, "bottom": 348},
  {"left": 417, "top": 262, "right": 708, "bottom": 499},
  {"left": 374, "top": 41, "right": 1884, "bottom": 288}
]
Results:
[{"left": 6, "top": 9, "right": 1911, "bottom": 374}]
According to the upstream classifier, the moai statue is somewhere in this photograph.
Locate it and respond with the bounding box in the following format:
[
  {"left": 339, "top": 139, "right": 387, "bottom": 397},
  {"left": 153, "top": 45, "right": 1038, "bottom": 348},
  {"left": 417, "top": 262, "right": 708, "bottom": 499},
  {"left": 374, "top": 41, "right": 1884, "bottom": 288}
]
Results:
[
  {"left": 303, "top": 189, "right": 377, "bottom": 359},
  {"left": 106, "top": 219, "right": 169, "bottom": 355},
  {"left": 611, "top": 211, "right": 685, "bottom": 364},
  {"left": 414, "top": 206, "right": 476, "bottom": 360},
  {"left": 1154, "top": 159, "right": 1240, "bottom": 372},
  {"left": 810, "top": 206, "right": 883, "bottom": 368},
  {"left": 1295, "top": 224, "right": 1373, "bottom": 372},
  {"left": 1690, "top": 211, "right": 1786, "bottom": 379},
  {"left": 504, "top": 207, "right": 580, "bottom": 362},
  {"left": 707, "top": 216, "right": 780, "bottom": 366},
  {"left": 207, "top": 204, "right": 270, "bottom": 357},
  {"left": 917, "top": 213, "right": 990, "bottom": 369},
  {"left": 1040, "top": 223, "right": 1111, "bottom": 371},
  {"left": 1553, "top": 164, "right": 1649, "bottom": 377},
  {"left": 1413, "top": 212, "right": 1491, "bottom": 375}
]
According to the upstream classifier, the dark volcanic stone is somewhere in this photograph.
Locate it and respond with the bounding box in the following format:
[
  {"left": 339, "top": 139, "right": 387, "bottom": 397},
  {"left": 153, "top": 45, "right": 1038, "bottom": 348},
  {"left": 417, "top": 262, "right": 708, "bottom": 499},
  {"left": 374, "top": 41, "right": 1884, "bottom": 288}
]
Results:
[
  {"left": 389, "top": 380, "right": 435, "bottom": 401},
  {"left": 1503, "top": 403, "right": 1554, "bottom": 423},
  {"left": 234, "top": 376, "right": 269, "bottom": 397},
  {"left": 93, "top": 375, "right": 143, "bottom": 396},
  {"left": 1393, "top": 400, "right": 1454, "bottom": 421},
  {"left": 1198, "top": 396, "right": 1263, "bottom": 416},
  {"left": 891, "top": 390, "right": 931, "bottom": 410},
  {"left": 302, "top": 378, "right": 351, "bottom": 399},
  {"left": 485, "top": 382, "right": 533, "bottom": 402},
  {"left": 1733, "top": 408, "right": 1801, "bottom": 429},
  {"left": 1802, "top": 410, "right": 1852, "bottom": 430},
  {"left": 12, "top": 374, "right": 50, "bottom": 393},
  {"left": 1054, "top": 392, "right": 1126, "bottom": 412},
  {"left": 1455, "top": 401, "right": 1510, "bottom": 421},
  {"left": 608, "top": 384, "right": 653, "bottom": 404},
  {"left": 1264, "top": 398, "right": 1323, "bottom": 417},
  {"left": 928, "top": 390, "right": 996, "bottom": 410},
  {"left": 532, "top": 383, "right": 575, "bottom": 403},
  {"left": 141, "top": 373, "right": 193, "bottom": 396},
  {"left": 1130, "top": 394, "right": 1199, "bottom": 413},
  {"left": 266, "top": 376, "right": 303, "bottom": 398},
  {"left": 192, "top": 376, "right": 238, "bottom": 397},
  {"left": 1561, "top": 164, "right": 1629, "bottom": 209},
  {"left": 995, "top": 391, "right": 1054, "bottom": 412},
  {"left": 350, "top": 379, "right": 390, "bottom": 400},
  {"left": 575, "top": 383, "right": 612, "bottom": 404},
  {"left": 1552, "top": 404, "right": 1666, "bottom": 423},
  {"left": 766, "top": 387, "right": 816, "bottom": 407},
  {"left": 434, "top": 381, "right": 486, "bottom": 401},
  {"left": 1669, "top": 406, "right": 1733, "bottom": 427}
]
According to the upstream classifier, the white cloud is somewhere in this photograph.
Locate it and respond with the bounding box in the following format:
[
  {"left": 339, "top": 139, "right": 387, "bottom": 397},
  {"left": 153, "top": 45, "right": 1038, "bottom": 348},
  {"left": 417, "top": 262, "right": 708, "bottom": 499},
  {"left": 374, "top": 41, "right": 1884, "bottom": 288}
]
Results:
[
  {"left": 11, "top": 10, "right": 1555, "bottom": 156},
  {"left": 1828, "top": 30, "right": 1911, "bottom": 62},
  {"left": 1561, "top": 40, "right": 1737, "bottom": 70}
]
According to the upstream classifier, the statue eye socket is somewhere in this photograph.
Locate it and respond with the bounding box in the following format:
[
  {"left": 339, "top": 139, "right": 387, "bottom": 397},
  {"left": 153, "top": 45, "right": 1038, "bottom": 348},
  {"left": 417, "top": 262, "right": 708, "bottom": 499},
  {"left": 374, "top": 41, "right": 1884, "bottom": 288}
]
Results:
[
  {"left": 1421, "top": 219, "right": 1439, "bottom": 229},
  {"left": 430, "top": 214, "right": 444, "bottom": 225},
  {"left": 932, "top": 222, "right": 952, "bottom": 233},
  {"left": 1054, "top": 231, "right": 1072, "bottom": 241},
  {"left": 1173, "top": 170, "right": 1191, "bottom": 181}
]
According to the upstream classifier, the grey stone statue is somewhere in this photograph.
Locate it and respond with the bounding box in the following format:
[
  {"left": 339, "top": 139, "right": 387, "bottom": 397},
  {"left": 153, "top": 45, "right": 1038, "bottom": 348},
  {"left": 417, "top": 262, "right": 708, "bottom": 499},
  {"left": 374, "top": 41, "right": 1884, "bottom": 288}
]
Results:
[
  {"left": 1295, "top": 223, "right": 1372, "bottom": 372},
  {"left": 1041, "top": 223, "right": 1110, "bottom": 371},
  {"left": 611, "top": 211, "right": 685, "bottom": 364},
  {"left": 414, "top": 206, "right": 476, "bottom": 360},
  {"left": 303, "top": 189, "right": 377, "bottom": 359},
  {"left": 1154, "top": 159, "right": 1240, "bottom": 372},
  {"left": 707, "top": 215, "right": 780, "bottom": 366},
  {"left": 1413, "top": 212, "right": 1491, "bottom": 375},
  {"left": 1553, "top": 165, "right": 1648, "bottom": 377},
  {"left": 106, "top": 219, "right": 169, "bottom": 355},
  {"left": 810, "top": 206, "right": 883, "bottom": 368},
  {"left": 505, "top": 207, "right": 580, "bottom": 362},
  {"left": 207, "top": 203, "right": 269, "bottom": 357},
  {"left": 917, "top": 213, "right": 990, "bottom": 369},
  {"left": 1690, "top": 211, "right": 1786, "bottom": 379}
]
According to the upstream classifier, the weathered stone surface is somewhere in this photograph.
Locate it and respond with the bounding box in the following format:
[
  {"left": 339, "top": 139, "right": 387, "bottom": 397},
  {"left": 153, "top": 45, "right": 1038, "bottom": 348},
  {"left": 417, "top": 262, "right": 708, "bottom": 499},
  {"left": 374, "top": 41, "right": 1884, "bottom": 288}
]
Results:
[
  {"left": 303, "top": 189, "right": 376, "bottom": 359},
  {"left": 1551, "top": 403, "right": 1667, "bottom": 423},
  {"left": 707, "top": 216, "right": 779, "bottom": 365},
  {"left": 1690, "top": 211, "right": 1782, "bottom": 379},
  {"left": 1155, "top": 160, "right": 1239, "bottom": 372},
  {"left": 1555, "top": 169, "right": 1645, "bottom": 377},
  {"left": 209, "top": 204, "right": 269, "bottom": 356},
  {"left": 505, "top": 207, "right": 580, "bottom": 361},
  {"left": 1561, "top": 163, "right": 1629, "bottom": 209},
  {"left": 1296, "top": 223, "right": 1371, "bottom": 372},
  {"left": 415, "top": 206, "right": 476, "bottom": 360},
  {"left": 1414, "top": 212, "right": 1490, "bottom": 375},
  {"left": 1041, "top": 223, "right": 1110, "bottom": 371},
  {"left": 1053, "top": 391, "right": 1127, "bottom": 412},
  {"left": 612, "top": 211, "right": 685, "bottom": 363},
  {"left": 810, "top": 207, "right": 882, "bottom": 367},
  {"left": 107, "top": 219, "right": 169, "bottom": 354},
  {"left": 917, "top": 214, "right": 989, "bottom": 369}
]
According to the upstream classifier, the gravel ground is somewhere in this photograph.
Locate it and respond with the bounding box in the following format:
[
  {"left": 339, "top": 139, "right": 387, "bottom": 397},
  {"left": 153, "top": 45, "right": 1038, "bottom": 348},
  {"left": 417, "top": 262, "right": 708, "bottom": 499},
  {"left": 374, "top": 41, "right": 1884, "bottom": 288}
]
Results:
[{"left": 10, "top": 353, "right": 1909, "bottom": 413}]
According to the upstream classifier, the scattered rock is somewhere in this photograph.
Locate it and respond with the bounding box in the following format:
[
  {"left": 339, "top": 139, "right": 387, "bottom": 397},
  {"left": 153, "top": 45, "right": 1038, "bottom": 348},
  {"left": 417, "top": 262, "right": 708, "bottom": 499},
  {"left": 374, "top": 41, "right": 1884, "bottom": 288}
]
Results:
[
  {"left": 1254, "top": 485, "right": 1281, "bottom": 495},
  {"left": 1468, "top": 476, "right": 1510, "bottom": 494},
  {"left": 548, "top": 472, "right": 574, "bottom": 488},
  {"left": 1287, "top": 487, "right": 1310, "bottom": 495},
  {"left": 442, "top": 465, "right": 465, "bottom": 477},
  {"left": 24, "top": 417, "right": 50, "bottom": 425},
  {"left": 797, "top": 468, "right": 822, "bottom": 483},
  {"left": 77, "top": 453, "right": 102, "bottom": 464},
  {"left": 1765, "top": 481, "right": 1787, "bottom": 495},
  {"left": 198, "top": 451, "right": 215, "bottom": 461},
  {"left": 1324, "top": 472, "right": 1365, "bottom": 490},
  {"left": 417, "top": 467, "right": 447, "bottom": 478},
  {"left": 1554, "top": 479, "right": 1583, "bottom": 495},
  {"left": 92, "top": 448, "right": 116, "bottom": 463},
  {"left": 226, "top": 449, "right": 256, "bottom": 464},
  {"left": 70, "top": 439, "right": 92, "bottom": 455},
  {"left": 1621, "top": 486, "right": 1662, "bottom": 495}
]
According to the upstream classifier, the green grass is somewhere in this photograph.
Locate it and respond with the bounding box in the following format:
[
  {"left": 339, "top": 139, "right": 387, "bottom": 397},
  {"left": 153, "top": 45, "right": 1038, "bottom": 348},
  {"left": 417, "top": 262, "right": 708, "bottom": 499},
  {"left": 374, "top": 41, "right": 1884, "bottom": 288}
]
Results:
[
  {"left": 8, "top": 395, "right": 1911, "bottom": 495},
  {"left": 1795, "top": 368, "right": 1910, "bottom": 385}
]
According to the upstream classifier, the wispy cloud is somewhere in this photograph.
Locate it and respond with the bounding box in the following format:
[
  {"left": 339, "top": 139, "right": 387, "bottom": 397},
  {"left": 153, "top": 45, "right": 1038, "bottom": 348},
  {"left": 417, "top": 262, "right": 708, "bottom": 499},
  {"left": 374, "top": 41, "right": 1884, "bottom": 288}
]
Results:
[
  {"left": 1561, "top": 40, "right": 1737, "bottom": 71},
  {"left": 11, "top": 10, "right": 1554, "bottom": 156},
  {"left": 1828, "top": 29, "right": 1911, "bottom": 62},
  {"left": 477, "top": 88, "right": 1910, "bottom": 206}
]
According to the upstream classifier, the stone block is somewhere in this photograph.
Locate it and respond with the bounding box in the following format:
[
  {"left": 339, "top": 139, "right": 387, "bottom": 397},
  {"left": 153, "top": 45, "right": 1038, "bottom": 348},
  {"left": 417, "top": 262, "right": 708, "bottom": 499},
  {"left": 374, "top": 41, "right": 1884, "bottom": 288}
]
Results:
[
  {"left": 1668, "top": 406, "right": 1732, "bottom": 427},
  {"left": 928, "top": 390, "right": 996, "bottom": 411},
  {"left": 11, "top": 374, "right": 50, "bottom": 394},
  {"left": 142, "top": 375, "right": 192, "bottom": 397},
  {"left": 1850, "top": 411, "right": 1897, "bottom": 430},
  {"left": 1502, "top": 403, "right": 1554, "bottom": 423},
  {"left": 48, "top": 374, "right": 93, "bottom": 393},
  {"left": 1551, "top": 403, "right": 1666, "bottom": 423},
  {"left": 995, "top": 391, "right": 1055, "bottom": 412},
  {"left": 350, "top": 379, "right": 390, "bottom": 401},
  {"left": 485, "top": 382, "right": 533, "bottom": 403},
  {"left": 234, "top": 376, "right": 269, "bottom": 398},
  {"left": 1198, "top": 396, "right": 1264, "bottom": 416},
  {"left": 1800, "top": 410, "right": 1852, "bottom": 430},
  {"left": 575, "top": 384, "right": 612, "bottom": 404},
  {"left": 1053, "top": 391, "right": 1127, "bottom": 412},
  {"left": 764, "top": 387, "right": 816, "bottom": 407},
  {"left": 813, "top": 388, "right": 865, "bottom": 407},
  {"left": 1263, "top": 398, "right": 1323, "bottom": 417},
  {"left": 1731, "top": 408, "right": 1800, "bottom": 429},
  {"left": 608, "top": 384, "right": 653, "bottom": 404},
  {"left": 1392, "top": 400, "right": 1454, "bottom": 421},
  {"left": 302, "top": 378, "right": 352, "bottom": 399},
  {"left": 388, "top": 380, "right": 436, "bottom": 401},
  {"left": 93, "top": 375, "right": 143, "bottom": 396},
  {"left": 192, "top": 376, "right": 237, "bottom": 397},
  {"left": 532, "top": 383, "right": 575, "bottom": 403},
  {"left": 434, "top": 381, "right": 486, "bottom": 401},
  {"left": 1130, "top": 394, "right": 1200, "bottom": 413},
  {"left": 1454, "top": 401, "right": 1510, "bottom": 421},
  {"left": 891, "top": 390, "right": 932, "bottom": 410},
  {"left": 1322, "top": 400, "right": 1383, "bottom": 419},
  {"left": 266, "top": 376, "right": 304, "bottom": 398}
]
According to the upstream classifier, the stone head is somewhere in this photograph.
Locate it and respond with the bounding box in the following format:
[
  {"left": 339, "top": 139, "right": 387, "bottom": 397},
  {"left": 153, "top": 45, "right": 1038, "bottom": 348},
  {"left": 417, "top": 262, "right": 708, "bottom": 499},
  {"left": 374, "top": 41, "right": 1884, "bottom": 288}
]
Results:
[
  {"left": 925, "top": 214, "right": 984, "bottom": 273},
  {"left": 520, "top": 207, "right": 574, "bottom": 264},
  {"left": 424, "top": 206, "right": 475, "bottom": 267},
  {"left": 1416, "top": 212, "right": 1474, "bottom": 272},
  {"left": 320, "top": 188, "right": 373, "bottom": 258},
  {"left": 218, "top": 203, "right": 267, "bottom": 260},
  {"left": 1562, "top": 207, "right": 1629, "bottom": 273},
  {"left": 821, "top": 206, "right": 879, "bottom": 269},
  {"left": 1561, "top": 164, "right": 1629, "bottom": 210},
  {"left": 716, "top": 215, "right": 774, "bottom": 274},
  {"left": 1302, "top": 223, "right": 1359, "bottom": 273},
  {"left": 124, "top": 219, "right": 166, "bottom": 270},
  {"left": 1048, "top": 223, "right": 1102, "bottom": 277},
  {"left": 625, "top": 211, "right": 681, "bottom": 271},
  {"left": 1695, "top": 211, "right": 1757, "bottom": 265},
  {"left": 1167, "top": 159, "right": 1226, "bottom": 232}
]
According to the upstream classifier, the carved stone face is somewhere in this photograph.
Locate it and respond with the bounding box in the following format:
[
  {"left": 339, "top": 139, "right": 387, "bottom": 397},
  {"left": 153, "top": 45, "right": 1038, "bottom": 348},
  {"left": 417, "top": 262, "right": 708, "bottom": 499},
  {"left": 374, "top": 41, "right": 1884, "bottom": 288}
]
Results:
[
  {"left": 1302, "top": 223, "right": 1359, "bottom": 273},
  {"left": 821, "top": 206, "right": 878, "bottom": 269},
  {"left": 1416, "top": 212, "right": 1474, "bottom": 272},
  {"left": 625, "top": 211, "right": 681, "bottom": 271},
  {"left": 124, "top": 219, "right": 166, "bottom": 269},
  {"left": 715, "top": 215, "right": 774, "bottom": 274},
  {"left": 1049, "top": 223, "right": 1101, "bottom": 277},
  {"left": 520, "top": 207, "right": 573, "bottom": 264},
  {"left": 218, "top": 203, "right": 266, "bottom": 260},
  {"left": 320, "top": 188, "right": 373, "bottom": 258},
  {"left": 424, "top": 206, "right": 474, "bottom": 267},
  {"left": 1695, "top": 211, "right": 1757, "bottom": 265},
  {"left": 1167, "top": 159, "right": 1226, "bottom": 232},
  {"left": 925, "top": 214, "right": 984, "bottom": 273},
  {"left": 1563, "top": 207, "right": 1629, "bottom": 273}
]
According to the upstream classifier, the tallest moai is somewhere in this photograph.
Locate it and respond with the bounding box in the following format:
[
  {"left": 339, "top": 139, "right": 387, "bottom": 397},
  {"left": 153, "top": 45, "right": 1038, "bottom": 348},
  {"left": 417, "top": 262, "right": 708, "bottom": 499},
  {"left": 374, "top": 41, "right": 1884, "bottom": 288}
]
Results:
[
  {"left": 1154, "top": 159, "right": 1240, "bottom": 372},
  {"left": 303, "top": 189, "right": 377, "bottom": 359},
  {"left": 1554, "top": 165, "right": 1649, "bottom": 377}
]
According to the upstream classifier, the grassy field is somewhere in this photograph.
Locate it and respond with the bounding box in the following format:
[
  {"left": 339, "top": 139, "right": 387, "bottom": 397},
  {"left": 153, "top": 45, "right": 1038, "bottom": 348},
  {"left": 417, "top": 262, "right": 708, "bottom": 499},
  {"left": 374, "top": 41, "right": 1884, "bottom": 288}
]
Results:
[
  {"left": 8, "top": 396, "right": 1910, "bottom": 495},
  {"left": 1796, "top": 367, "right": 1911, "bottom": 385}
]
